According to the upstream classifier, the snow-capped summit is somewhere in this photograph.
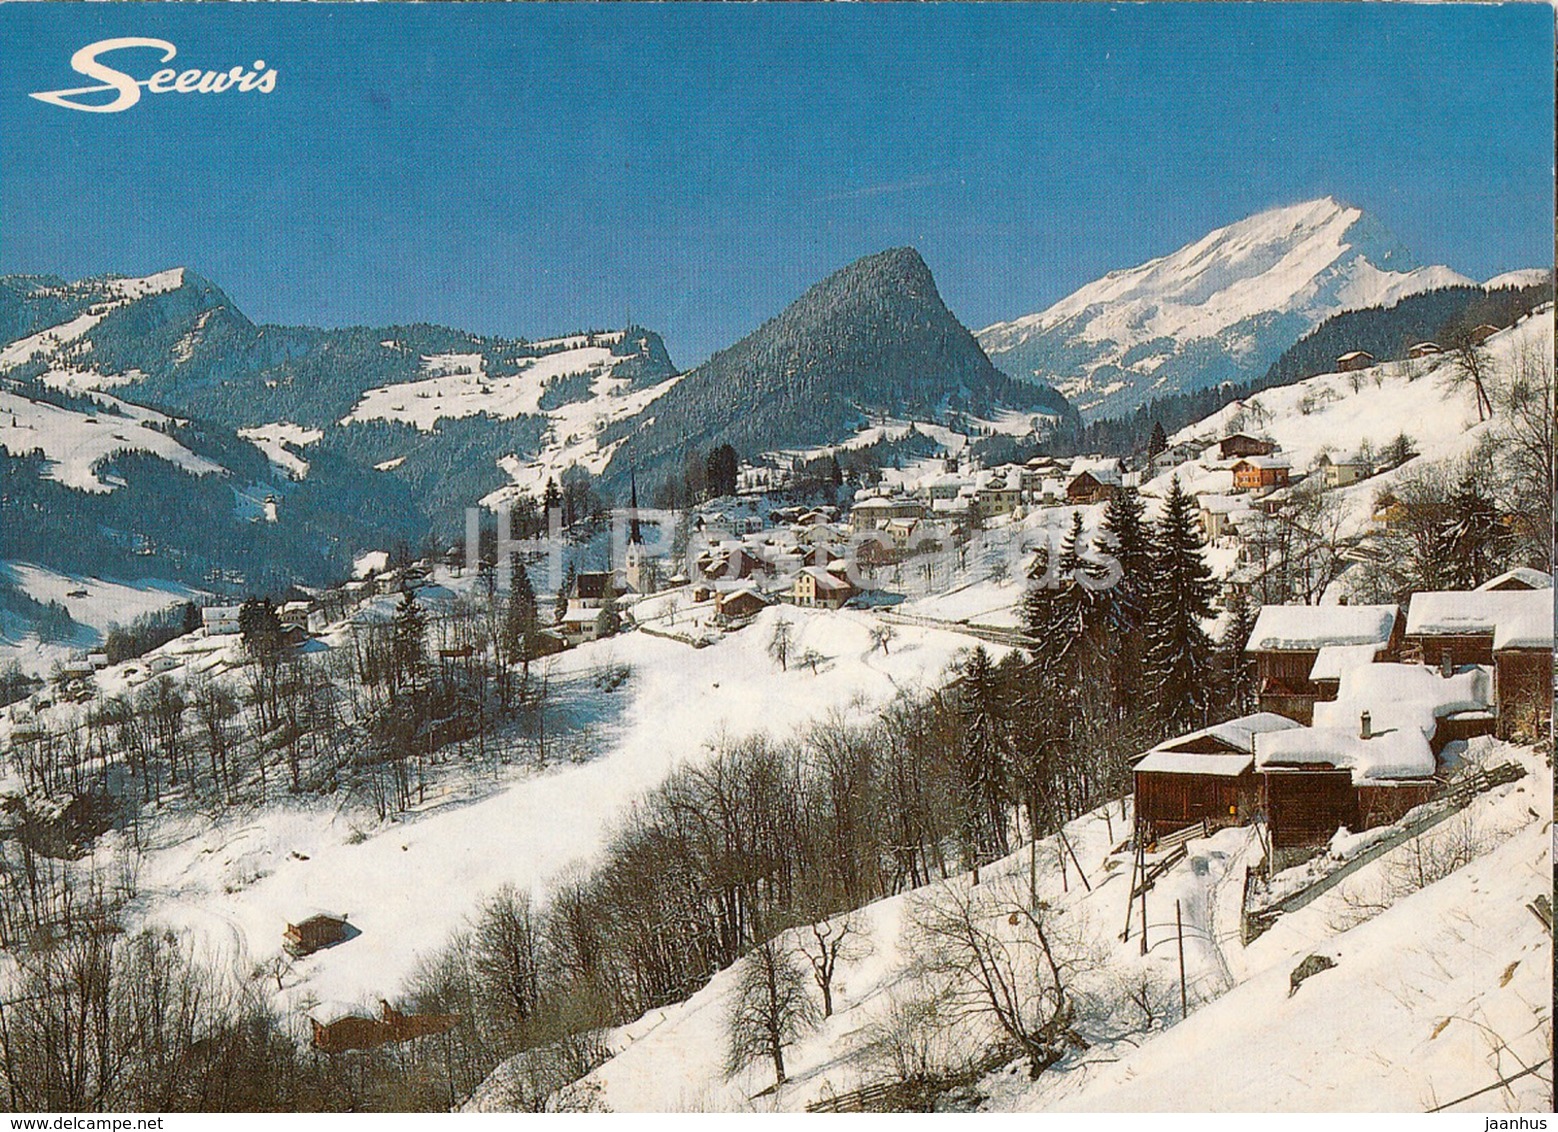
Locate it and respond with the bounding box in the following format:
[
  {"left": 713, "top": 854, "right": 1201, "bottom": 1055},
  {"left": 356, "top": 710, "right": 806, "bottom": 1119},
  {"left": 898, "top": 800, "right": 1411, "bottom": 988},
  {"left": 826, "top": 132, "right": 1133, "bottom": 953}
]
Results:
[{"left": 979, "top": 197, "right": 1472, "bottom": 420}]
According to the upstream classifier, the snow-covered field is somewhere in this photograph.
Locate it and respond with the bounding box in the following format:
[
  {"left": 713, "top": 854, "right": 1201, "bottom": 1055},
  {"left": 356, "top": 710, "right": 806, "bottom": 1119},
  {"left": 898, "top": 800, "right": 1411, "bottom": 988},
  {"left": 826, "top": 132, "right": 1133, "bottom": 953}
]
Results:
[
  {"left": 474, "top": 736, "right": 1548, "bottom": 1113},
  {"left": 238, "top": 422, "right": 324, "bottom": 480},
  {"left": 336, "top": 337, "right": 683, "bottom": 505},
  {"left": 89, "top": 602, "right": 992, "bottom": 1018},
  {"left": 0, "top": 388, "right": 223, "bottom": 493},
  {"left": 0, "top": 561, "right": 202, "bottom": 675}
]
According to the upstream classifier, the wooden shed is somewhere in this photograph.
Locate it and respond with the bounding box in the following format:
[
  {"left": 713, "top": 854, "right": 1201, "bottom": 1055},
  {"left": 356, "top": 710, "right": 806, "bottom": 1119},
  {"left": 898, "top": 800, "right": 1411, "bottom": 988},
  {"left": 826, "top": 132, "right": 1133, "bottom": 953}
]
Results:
[
  {"left": 1131, "top": 713, "right": 1301, "bottom": 840},
  {"left": 1218, "top": 433, "right": 1277, "bottom": 460},
  {"left": 284, "top": 913, "right": 351, "bottom": 956},
  {"left": 1262, "top": 768, "right": 1358, "bottom": 852},
  {"left": 1256, "top": 721, "right": 1438, "bottom": 861}
]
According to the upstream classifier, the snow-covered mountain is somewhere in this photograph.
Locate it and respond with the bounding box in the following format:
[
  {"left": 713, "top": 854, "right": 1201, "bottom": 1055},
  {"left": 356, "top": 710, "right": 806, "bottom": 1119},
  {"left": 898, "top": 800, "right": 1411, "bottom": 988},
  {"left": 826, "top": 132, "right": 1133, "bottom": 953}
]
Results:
[{"left": 980, "top": 198, "right": 1473, "bottom": 420}]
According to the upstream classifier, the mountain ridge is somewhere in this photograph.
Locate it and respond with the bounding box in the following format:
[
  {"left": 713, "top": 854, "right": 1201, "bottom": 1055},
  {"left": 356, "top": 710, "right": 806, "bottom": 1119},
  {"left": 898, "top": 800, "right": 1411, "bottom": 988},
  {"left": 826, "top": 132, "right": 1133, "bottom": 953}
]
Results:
[
  {"left": 979, "top": 197, "right": 1473, "bottom": 420},
  {"left": 599, "top": 246, "right": 1076, "bottom": 493}
]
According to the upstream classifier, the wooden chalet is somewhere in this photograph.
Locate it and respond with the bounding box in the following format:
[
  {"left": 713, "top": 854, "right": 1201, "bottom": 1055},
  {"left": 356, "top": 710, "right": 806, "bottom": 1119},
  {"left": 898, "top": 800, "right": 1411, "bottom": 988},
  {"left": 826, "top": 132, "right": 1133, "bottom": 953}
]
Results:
[
  {"left": 572, "top": 571, "right": 613, "bottom": 608},
  {"left": 1131, "top": 713, "right": 1301, "bottom": 840},
  {"left": 1231, "top": 456, "right": 1291, "bottom": 493},
  {"left": 1245, "top": 603, "right": 1402, "bottom": 723},
  {"left": 1066, "top": 469, "right": 1121, "bottom": 505},
  {"left": 1335, "top": 350, "right": 1375, "bottom": 372},
  {"left": 1404, "top": 585, "right": 1552, "bottom": 670},
  {"left": 1256, "top": 718, "right": 1436, "bottom": 859},
  {"left": 715, "top": 587, "right": 768, "bottom": 621},
  {"left": 284, "top": 913, "right": 351, "bottom": 957},
  {"left": 1407, "top": 341, "right": 1444, "bottom": 359},
  {"left": 1468, "top": 323, "right": 1501, "bottom": 345},
  {"left": 1218, "top": 433, "right": 1277, "bottom": 460}
]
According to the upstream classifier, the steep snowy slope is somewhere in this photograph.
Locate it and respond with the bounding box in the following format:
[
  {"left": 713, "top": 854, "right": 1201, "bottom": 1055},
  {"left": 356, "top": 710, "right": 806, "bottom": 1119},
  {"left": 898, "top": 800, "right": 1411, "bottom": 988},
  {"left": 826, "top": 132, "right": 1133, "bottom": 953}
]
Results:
[
  {"left": 38, "top": 597, "right": 991, "bottom": 1013},
  {"left": 1143, "top": 305, "right": 1553, "bottom": 539},
  {"left": 470, "top": 739, "right": 1547, "bottom": 1113},
  {"left": 980, "top": 198, "right": 1472, "bottom": 419}
]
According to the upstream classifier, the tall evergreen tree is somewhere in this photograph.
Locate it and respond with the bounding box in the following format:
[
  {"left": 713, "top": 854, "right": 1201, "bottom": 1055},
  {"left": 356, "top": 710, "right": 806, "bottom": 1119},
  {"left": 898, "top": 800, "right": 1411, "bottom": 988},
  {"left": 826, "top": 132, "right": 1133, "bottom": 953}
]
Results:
[
  {"left": 1141, "top": 476, "right": 1218, "bottom": 733},
  {"left": 391, "top": 589, "right": 427, "bottom": 693},
  {"left": 542, "top": 478, "right": 563, "bottom": 524},
  {"left": 596, "top": 575, "right": 622, "bottom": 638},
  {"left": 1444, "top": 467, "right": 1511, "bottom": 589},
  {"left": 1218, "top": 586, "right": 1260, "bottom": 714},
  {"left": 956, "top": 647, "right": 1013, "bottom": 865},
  {"left": 503, "top": 553, "right": 539, "bottom": 668},
  {"left": 706, "top": 444, "right": 740, "bottom": 499},
  {"left": 1148, "top": 420, "right": 1169, "bottom": 458},
  {"left": 1085, "top": 488, "right": 1150, "bottom": 710}
]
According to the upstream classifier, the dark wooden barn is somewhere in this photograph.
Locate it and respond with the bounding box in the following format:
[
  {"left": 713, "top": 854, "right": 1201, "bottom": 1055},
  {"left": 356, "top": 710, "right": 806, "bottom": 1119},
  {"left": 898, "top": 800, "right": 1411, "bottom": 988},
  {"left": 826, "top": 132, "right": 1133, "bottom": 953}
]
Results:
[
  {"left": 284, "top": 913, "right": 351, "bottom": 956},
  {"left": 1245, "top": 604, "right": 1401, "bottom": 724},
  {"left": 1131, "top": 713, "right": 1301, "bottom": 840}
]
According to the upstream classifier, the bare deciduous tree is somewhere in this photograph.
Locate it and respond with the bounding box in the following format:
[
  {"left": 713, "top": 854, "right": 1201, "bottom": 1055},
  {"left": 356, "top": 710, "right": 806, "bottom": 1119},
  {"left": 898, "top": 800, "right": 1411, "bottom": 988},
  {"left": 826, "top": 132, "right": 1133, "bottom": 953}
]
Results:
[
  {"left": 724, "top": 937, "right": 819, "bottom": 1088},
  {"left": 796, "top": 913, "right": 871, "bottom": 1018},
  {"left": 906, "top": 879, "right": 1086, "bottom": 1078}
]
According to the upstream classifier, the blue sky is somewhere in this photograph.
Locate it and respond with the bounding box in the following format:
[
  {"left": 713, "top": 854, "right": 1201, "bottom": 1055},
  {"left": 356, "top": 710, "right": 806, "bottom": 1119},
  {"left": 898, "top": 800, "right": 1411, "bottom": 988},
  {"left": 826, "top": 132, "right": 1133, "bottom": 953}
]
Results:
[{"left": 0, "top": 3, "right": 1551, "bottom": 366}]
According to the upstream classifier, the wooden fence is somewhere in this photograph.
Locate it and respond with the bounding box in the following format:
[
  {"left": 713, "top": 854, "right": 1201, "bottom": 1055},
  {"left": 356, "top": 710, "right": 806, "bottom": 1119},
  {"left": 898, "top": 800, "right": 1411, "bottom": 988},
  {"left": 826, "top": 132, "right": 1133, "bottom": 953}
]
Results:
[
  {"left": 805, "top": 1043, "right": 1020, "bottom": 1113},
  {"left": 1240, "top": 761, "right": 1527, "bottom": 943}
]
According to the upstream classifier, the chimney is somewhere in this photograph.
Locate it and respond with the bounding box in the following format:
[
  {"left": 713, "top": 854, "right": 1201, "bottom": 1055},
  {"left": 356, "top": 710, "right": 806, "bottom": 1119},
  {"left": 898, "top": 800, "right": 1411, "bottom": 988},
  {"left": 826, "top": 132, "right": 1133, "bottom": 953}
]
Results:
[
  {"left": 1360, "top": 711, "right": 1372, "bottom": 740},
  {"left": 1440, "top": 651, "right": 1454, "bottom": 678}
]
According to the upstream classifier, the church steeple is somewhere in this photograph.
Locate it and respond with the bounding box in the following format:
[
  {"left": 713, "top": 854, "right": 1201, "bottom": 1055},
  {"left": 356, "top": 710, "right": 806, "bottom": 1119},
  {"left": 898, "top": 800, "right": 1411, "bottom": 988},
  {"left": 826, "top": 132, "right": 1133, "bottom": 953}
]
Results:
[{"left": 628, "top": 469, "right": 643, "bottom": 546}]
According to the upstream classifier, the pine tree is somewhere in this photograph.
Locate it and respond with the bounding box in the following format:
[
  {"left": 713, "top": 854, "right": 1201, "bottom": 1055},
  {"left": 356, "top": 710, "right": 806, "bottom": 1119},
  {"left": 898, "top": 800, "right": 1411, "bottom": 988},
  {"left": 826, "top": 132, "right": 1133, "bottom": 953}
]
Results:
[
  {"left": 1148, "top": 420, "right": 1168, "bottom": 458},
  {"left": 595, "top": 576, "right": 621, "bottom": 638},
  {"left": 1444, "top": 467, "right": 1511, "bottom": 589},
  {"left": 1141, "top": 476, "right": 1218, "bottom": 733},
  {"left": 391, "top": 589, "right": 427, "bottom": 691},
  {"left": 1218, "top": 586, "right": 1260, "bottom": 713},
  {"left": 503, "top": 554, "right": 539, "bottom": 668},
  {"left": 957, "top": 647, "right": 1012, "bottom": 865},
  {"left": 237, "top": 596, "right": 283, "bottom": 658},
  {"left": 1099, "top": 488, "right": 1151, "bottom": 614}
]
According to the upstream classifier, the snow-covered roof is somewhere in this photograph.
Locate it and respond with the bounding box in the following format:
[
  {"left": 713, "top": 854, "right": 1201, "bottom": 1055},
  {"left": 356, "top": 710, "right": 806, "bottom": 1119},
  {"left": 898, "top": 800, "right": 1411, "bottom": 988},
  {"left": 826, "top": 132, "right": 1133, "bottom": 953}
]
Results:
[
  {"left": 1071, "top": 466, "right": 1123, "bottom": 486},
  {"left": 800, "top": 566, "right": 852, "bottom": 592},
  {"left": 1141, "top": 712, "right": 1301, "bottom": 760},
  {"left": 1246, "top": 604, "right": 1398, "bottom": 652},
  {"left": 1475, "top": 567, "right": 1552, "bottom": 592},
  {"left": 1312, "top": 663, "right": 1492, "bottom": 739},
  {"left": 1134, "top": 750, "right": 1253, "bottom": 777},
  {"left": 1405, "top": 589, "right": 1551, "bottom": 644},
  {"left": 1317, "top": 450, "right": 1370, "bottom": 467},
  {"left": 1309, "top": 641, "right": 1387, "bottom": 683},
  {"left": 1256, "top": 725, "right": 1434, "bottom": 784},
  {"left": 1233, "top": 455, "right": 1291, "bottom": 470},
  {"left": 1197, "top": 493, "right": 1243, "bottom": 515},
  {"left": 1494, "top": 605, "right": 1554, "bottom": 650}
]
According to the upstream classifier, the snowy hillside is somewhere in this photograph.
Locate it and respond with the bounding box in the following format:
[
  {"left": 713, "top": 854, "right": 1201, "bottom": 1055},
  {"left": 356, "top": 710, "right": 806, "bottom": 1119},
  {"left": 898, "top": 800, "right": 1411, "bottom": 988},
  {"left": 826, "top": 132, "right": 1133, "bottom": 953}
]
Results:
[
  {"left": 0, "top": 387, "right": 222, "bottom": 493},
  {"left": 336, "top": 336, "right": 683, "bottom": 504},
  {"left": 1144, "top": 304, "right": 1554, "bottom": 540},
  {"left": 8, "top": 589, "right": 991, "bottom": 1015},
  {"left": 0, "top": 269, "right": 186, "bottom": 372},
  {"left": 475, "top": 736, "right": 1548, "bottom": 1113},
  {"left": 980, "top": 198, "right": 1471, "bottom": 419}
]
